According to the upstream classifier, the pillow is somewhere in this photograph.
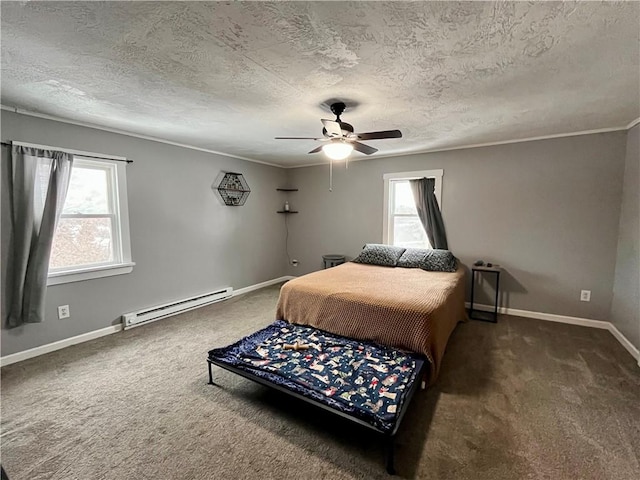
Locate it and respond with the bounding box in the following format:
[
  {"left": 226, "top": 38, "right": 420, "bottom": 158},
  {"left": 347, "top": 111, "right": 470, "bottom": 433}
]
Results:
[
  {"left": 397, "top": 248, "right": 458, "bottom": 272},
  {"left": 396, "top": 248, "right": 430, "bottom": 268},
  {"left": 352, "top": 244, "right": 406, "bottom": 267}
]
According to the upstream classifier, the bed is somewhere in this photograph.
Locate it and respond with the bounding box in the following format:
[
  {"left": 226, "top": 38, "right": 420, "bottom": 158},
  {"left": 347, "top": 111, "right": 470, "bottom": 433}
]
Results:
[
  {"left": 276, "top": 261, "right": 466, "bottom": 384},
  {"left": 207, "top": 321, "right": 427, "bottom": 473},
  {"left": 207, "top": 246, "right": 466, "bottom": 473}
]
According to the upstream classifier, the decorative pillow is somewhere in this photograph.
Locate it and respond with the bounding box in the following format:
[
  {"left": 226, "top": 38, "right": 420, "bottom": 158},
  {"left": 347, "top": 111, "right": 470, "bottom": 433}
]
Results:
[
  {"left": 352, "top": 244, "right": 406, "bottom": 267},
  {"left": 397, "top": 248, "right": 458, "bottom": 272},
  {"left": 422, "top": 249, "right": 457, "bottom": 272},
  {"left": 396, "top": 248, "right": 430, "bottom": 268}
]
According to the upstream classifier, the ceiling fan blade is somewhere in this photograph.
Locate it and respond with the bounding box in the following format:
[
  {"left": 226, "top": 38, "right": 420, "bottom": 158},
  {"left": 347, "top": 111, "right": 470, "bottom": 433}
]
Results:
[
  {"left": 351, "top": 141, "right": 378, "bottom": 155},
  {"left": 308, "top": 146, "right": 324, "bottom": 154},
  {"left": 321, "top": 119, "right": 343, "bottom": 137},
  {"left": 355, "top": 130, "right": 402, "bottom": 141},
  {"left": 275, "top": 137, "right": 325, "bottom": 140}
]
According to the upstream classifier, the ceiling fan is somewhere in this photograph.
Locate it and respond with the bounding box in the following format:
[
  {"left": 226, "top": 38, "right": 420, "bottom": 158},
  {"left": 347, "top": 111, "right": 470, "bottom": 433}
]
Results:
[{"left": 275, "top": 102, "right": 402, "bottom": 160}]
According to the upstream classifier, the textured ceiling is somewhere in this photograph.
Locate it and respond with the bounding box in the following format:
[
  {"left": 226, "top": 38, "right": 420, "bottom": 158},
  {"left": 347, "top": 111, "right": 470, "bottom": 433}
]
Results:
[{"left": 1, "top": 1, "right": 639, "bottom": 167}]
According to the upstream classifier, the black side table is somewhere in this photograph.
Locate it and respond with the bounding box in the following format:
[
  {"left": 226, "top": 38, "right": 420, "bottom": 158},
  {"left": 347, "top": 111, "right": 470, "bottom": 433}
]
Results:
[
  {"left": 322, "top": 254, "right": 345, "bottom": 269},
  {"left": 469, "top": 265, "right": 501, "bottom": 323}
]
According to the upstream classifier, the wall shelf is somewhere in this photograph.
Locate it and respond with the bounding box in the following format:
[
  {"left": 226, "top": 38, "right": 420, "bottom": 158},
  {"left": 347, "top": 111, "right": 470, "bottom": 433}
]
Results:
[
  {"left": 217, "top": 172, "right": 250, "bottom": 206},
  {"left": 277, "top": 187, "right": 298, "bottom": 214}
]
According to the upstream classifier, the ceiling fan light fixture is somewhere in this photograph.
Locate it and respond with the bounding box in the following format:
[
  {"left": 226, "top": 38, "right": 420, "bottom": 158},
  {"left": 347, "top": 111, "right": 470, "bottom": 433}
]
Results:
[{"left": 322, "top": 141, "right": 353, "bottom": 160}]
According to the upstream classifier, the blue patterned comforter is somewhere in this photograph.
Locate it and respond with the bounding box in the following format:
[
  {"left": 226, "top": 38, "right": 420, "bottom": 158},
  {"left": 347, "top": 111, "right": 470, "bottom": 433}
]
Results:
[{"left": 208, "top": 320, "right": 426, "bottom": 432}]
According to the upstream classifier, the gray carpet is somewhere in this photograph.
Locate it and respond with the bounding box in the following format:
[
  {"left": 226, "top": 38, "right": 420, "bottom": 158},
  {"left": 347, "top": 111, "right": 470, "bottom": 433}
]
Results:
[{"left": 1, "top": 284, "right": 639, "bottom": 480}]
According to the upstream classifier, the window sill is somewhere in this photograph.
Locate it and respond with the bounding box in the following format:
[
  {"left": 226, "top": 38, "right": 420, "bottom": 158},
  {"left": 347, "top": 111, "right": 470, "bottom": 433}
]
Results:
[{"left": 47, "top": 262, "right": 135, "bottom": 286}]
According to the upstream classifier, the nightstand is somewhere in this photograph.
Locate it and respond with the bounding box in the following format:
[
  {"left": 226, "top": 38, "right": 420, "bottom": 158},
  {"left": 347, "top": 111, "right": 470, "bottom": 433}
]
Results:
[
  {"left": 469, "top": 265, "right": 501, "bottom": 323},
  {"left": 322, "top": 254, "right": 345, "bottom": 269}
]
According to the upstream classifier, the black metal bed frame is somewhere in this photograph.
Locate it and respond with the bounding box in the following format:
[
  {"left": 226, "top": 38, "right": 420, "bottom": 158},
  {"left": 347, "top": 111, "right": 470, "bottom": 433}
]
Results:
[{"left": 207, "top": 356, "right": 427, "bottom": 475}]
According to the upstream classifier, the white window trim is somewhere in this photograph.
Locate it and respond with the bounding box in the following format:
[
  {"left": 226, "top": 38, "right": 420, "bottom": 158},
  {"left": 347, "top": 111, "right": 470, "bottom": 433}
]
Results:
[
  {"left": 47, "top": 155, "right": 134, "bottom": 286},
  {"left": 47, "top": 263, "right": 135, "bottom": 286},
  {"left": 382, "top": 169, "right": 443, "bottom": 245}
]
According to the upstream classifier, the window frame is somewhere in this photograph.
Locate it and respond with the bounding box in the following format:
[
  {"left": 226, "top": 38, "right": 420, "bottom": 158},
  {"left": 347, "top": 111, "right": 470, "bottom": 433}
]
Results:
[
  {"left": 382, "top": 169, "right": 443, "bottom": 247},
  {"left": 47, "top": 155, "right": 134, "bottom": 285}
]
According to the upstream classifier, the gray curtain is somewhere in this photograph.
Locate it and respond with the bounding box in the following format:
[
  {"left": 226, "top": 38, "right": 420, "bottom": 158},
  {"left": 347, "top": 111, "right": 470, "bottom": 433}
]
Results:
[
  {"left": 409, "top": 177, "right": 448, "bottom": 250},
  {"left": 6, "top": 145, "right": 73, "bottom": 327}
]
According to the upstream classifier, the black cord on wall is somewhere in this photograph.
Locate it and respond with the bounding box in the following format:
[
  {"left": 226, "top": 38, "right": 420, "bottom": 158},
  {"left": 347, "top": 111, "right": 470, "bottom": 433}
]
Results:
[{"left": 285, "top": 213, "right": 291, "bottom": 265}]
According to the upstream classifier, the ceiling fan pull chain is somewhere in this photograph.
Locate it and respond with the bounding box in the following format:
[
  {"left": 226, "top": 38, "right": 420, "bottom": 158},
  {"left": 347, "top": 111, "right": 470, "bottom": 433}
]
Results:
[{"left": 329, "top": 160, "right": 333, "bottom": 192}]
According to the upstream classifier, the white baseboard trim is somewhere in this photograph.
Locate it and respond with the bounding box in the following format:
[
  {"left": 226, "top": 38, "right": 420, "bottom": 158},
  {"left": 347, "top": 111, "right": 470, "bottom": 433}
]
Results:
[
  {"left": 608, "top": 324, "right": 640, "bottom": 365},
  {"left": 1, "top": 275, "right": 296, "bottom": 368},
  {"left": 467, "top": 302, "right": 640, "bottom": 365},
  {"left": 232, "top": 276, "right": 294, "bottom": 297},
  {"left": 0, "top": 324, "right": 122, "bottom": 367},
  {"left": 466, "top": 303, "right": 610, "bottom": 329}
]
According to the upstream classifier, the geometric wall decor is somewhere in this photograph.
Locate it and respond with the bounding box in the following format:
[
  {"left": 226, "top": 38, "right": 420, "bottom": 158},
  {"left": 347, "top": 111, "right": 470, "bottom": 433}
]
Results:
[{"left": 216, "top": 172, "right": 251, "bottom": 206}]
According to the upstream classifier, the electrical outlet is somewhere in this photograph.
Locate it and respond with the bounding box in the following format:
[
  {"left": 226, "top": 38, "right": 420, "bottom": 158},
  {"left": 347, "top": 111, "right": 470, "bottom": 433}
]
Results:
[
  {"left": 291, "top": 259, "right": 299, "bottom": 267},
  {"left": 580, "top": 290, "right": 591, "bottom": 302},
  {"left": 58, "top": 305, "right": 70, "bottom": 319}
]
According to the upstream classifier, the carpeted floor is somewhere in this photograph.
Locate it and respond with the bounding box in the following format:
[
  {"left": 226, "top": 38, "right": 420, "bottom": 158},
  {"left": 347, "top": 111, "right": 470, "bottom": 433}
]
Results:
[{"left": 1, "top": 283, "right": 639, "bottom": 480}]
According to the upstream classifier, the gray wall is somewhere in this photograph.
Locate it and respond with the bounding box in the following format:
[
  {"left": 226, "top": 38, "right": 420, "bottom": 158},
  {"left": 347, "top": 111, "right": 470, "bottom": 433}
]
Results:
[
  {"left": 1, "top": 111, "right": 288, "bottom": 356},
  {"left": 610, "top": 124, "right": 640, "bottom": 349},
  {"left": 1, "top": 111, "right": 633, "bottom": 358},
  {"left": 285, "top": 132, "right": 627, "bottom": 322}
]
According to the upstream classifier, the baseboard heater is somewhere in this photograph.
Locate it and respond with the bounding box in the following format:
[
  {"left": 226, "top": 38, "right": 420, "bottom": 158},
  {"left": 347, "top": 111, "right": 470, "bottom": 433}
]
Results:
[{"left": 122, "top": 287, "right": 233, "bottom": 329}]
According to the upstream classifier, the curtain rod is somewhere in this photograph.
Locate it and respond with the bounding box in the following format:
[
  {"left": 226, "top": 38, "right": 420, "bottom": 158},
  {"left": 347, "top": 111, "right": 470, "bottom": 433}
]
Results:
[{"left": 0, "top": 141, "right": 133, "bottom": 164}]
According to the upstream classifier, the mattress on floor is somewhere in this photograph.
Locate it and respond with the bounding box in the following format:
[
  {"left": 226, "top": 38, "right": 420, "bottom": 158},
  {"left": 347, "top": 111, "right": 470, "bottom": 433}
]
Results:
[{"left": 208, "top": 320, "right": 426, "bottom": 432}]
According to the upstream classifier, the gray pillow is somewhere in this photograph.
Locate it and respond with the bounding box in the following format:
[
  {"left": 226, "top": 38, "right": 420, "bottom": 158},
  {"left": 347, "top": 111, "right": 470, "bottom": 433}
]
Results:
[
  {"left": 397, "top": 248, "right": 458, "bottom": 272},
  {"left": 352, "top": 244, "right": 406, "bottom": 267},
  {"left": 396, "top": 248, "right": 430, "bottom": 268}
]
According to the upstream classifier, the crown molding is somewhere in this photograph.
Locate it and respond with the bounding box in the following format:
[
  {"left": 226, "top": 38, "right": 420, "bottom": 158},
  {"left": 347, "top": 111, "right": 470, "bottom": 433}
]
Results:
[
  {"left": 626, "top": 117, "right": 640, "bottom": 130},
  {"left": 285, "top": 123, "right": 632, "bottom": 168},
  {"left": 3, "top": 105, "right": 636, "bottom": 170},
  {"left": 0, "top": 105, "right": 283, "bottom": 168}
]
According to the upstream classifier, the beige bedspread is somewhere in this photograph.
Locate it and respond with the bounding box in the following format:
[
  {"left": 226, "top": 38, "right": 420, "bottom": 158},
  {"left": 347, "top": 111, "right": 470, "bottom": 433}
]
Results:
[{"left": 276, "top": 262, "right": 467, "bottom": 384}]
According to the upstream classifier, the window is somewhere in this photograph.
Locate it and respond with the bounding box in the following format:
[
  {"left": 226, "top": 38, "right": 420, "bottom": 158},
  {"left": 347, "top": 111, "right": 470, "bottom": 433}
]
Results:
[
  {"left": 382, "top": 170, "right": 443, "bottom": 249},
  {"left": 47, "top": 156, "right": 133, "bottom": 285}
]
